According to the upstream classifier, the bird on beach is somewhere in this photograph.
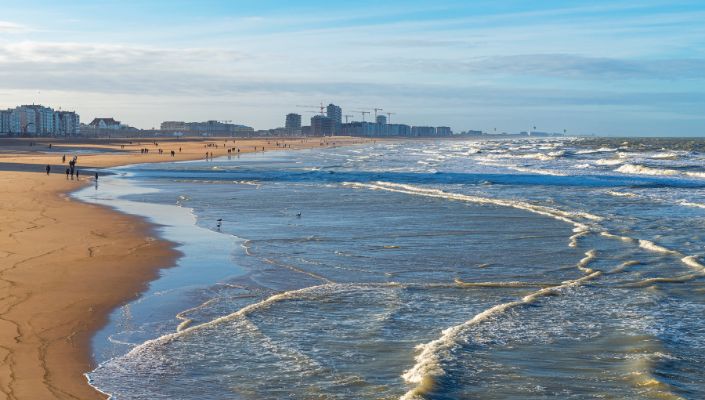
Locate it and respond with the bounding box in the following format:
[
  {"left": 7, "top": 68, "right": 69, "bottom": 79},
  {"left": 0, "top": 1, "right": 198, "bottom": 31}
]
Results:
[
  {"left": 216, "top": 219, "right": 223, "bottom": 230},
  {"left": 296, "top": 212, "right": 302, "bottom": 218}
]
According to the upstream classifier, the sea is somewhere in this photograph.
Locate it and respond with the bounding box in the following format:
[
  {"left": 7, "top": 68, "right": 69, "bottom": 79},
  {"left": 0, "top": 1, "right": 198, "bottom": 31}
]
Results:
[{"left": 74, "top": 137, "right": 705, "bottom": 399}]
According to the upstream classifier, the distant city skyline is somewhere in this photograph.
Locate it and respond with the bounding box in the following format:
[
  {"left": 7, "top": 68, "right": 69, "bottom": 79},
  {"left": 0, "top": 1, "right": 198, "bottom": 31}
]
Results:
[{"left": 1, "top": 1, "right": 704, "bottom": 136}]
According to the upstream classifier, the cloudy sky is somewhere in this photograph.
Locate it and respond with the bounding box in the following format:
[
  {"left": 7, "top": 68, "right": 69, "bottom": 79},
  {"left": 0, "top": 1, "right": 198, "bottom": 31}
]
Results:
[{"left": 1, "top": 0, "right": 704, "bottom": 135}]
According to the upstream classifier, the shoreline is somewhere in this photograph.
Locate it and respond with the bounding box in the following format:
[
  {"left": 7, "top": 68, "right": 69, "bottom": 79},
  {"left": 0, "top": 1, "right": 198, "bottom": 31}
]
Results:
[{"left": 0, "top": 136, "right": 367, "bottom": 399}]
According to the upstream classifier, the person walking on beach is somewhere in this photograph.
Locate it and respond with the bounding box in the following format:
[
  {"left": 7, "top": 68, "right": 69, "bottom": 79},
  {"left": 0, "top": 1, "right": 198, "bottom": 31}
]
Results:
[
  {"left": 62, "top": 154, "right": 66, "bottom": 163},
  {"left": 45, "top": 164, "right": 50, "bottom": 175},
  {"left": 76, "top": 169, "right": 80, "bottom": 180},
  {"left": 95, "top": 172, "right": 98, "bottom": 181},
  {"left": 65, "top": 168, "right": 70, "bottom": 179}
]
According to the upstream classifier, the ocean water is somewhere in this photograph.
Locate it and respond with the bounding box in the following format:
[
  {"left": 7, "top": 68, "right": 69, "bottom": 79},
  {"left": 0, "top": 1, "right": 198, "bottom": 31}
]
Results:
[{"left": 75, "top": 138, "right": 705, "bottom": 399}]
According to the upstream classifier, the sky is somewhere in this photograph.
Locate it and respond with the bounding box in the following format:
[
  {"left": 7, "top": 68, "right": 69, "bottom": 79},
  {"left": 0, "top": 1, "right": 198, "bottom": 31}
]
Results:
[{"left": 0, "top": 0, "right": 704, "bottom": 136}]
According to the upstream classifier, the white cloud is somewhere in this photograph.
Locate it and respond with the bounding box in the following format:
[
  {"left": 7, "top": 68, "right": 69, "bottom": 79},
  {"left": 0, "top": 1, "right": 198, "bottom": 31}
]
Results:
[
  {"left": 0, "top": 21, "right": 29, "bottom": 33},
  {"left": 0, "top": 41, "right": 243, "bottom": 65},
  {"left": 367, "top": 54, "right": 705, "bottom": 80}
]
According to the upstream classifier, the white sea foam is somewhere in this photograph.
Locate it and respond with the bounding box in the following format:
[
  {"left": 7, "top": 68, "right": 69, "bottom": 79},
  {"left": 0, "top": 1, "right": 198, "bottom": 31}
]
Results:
[
  {"left": 569, "top": 230, "right": 589, "bottom": 248},
  {"left": 120, "top": 284, "right": 333, "bottom": 361},
  {"left": 400, "top": 251, "right": 602, "bottom": 400},
  {"left": 514, "top": 152, "right": 557, "bottom": 161},
  {"left": 638, "top": 239, "right": 677, "bottom": 255},
  {"left": 453, "top": 279, "right": 557, "bottom": 288},
  {"left": 614, "top": 164, "right": 705, "bottom": 180},
  {"left": 606, "top": 190, "right": 640, "bottom": 198},
  {"left": 508, "top": 166, "right": 567, "bottom": 176},
  {"left": 575, "top": 147, "right": 617, "bottom": 154},
  {"left": 576, "top": 249, "right": 598, "bottom": 274},
  {"left": 685, "top": 171, "right": 705, "bottom": 179},
  {"left": 601, "top": 233, "right": 705, "bottom": 273},
  {"left": 650, "top": 152, "right": 680, "bottom": 160},
  {"left": 679, "top": 200, "right": 705, "bottom": 209},
  {"left": 595, "top": 158, "right": 623, "bottom": 166},
  {"left": 176, "top": 298, "right": 220, "bottom": 332},
  {"left": 478, "top": 152, "right": 557, "bottom": 162},
  {"left": 600, "top": 231, "right": 636, "bottom": 242},
  {"left": 623, "top": 274, "right": 700, "bottom": 287},
  {"left": 609, "top": 260, "right": 641, "bottom": 274},
  {"left": 615, "top": 164, "right": 679, "bottom": 176},
  {"left": 117, "top": 283, "right": 412, "bottom": 362},
  {"left": 681, "top": 256, "right": 705, "bottom": 272}
]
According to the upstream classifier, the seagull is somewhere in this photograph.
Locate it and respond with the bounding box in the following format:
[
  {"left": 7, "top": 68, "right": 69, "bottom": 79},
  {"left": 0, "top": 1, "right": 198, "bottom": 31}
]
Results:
[
  {"left": 296, "top": 212, "right": 302, "bottom": 218},
  {"left": 216, "top": 219, "right": 223, "bottom": 229}
]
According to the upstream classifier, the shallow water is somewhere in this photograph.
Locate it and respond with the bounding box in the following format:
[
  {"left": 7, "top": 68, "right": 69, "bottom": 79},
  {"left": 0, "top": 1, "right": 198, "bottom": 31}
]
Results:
[{"left": 76, "top": 138, "right": 705, "bottom": 399}]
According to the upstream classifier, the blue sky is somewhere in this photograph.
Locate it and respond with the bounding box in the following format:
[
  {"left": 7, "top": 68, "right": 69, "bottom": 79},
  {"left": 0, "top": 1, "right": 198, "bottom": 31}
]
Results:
[{"left": 1, "top": 1, "right": 704, "bottom": 135}]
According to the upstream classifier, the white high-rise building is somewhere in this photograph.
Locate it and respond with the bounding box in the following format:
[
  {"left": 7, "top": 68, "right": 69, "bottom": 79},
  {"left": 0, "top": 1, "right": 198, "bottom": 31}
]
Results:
[
  {"left": 1, "top": 105, "right": 80, "bottom": 135},
  {"left": 56, "top": 111, "right": 80, "bottom": 135},
  {"left": 9, "top": 106, "right": 37, "bottom": 134}
]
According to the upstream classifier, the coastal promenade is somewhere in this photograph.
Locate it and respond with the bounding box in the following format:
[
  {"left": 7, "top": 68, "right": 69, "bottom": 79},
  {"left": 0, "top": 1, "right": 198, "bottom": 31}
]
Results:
[{"left": 0, "top": 136, "right": 364, "bottom": 399}]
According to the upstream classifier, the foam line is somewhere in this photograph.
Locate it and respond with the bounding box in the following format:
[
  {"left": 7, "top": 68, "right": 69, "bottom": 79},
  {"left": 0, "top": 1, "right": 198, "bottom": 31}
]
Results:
[
  {"left": 638, "top": 240, "right": 677, "bottom": 255},
  {"left": 620, "top": 274, "right": 701, "bottom": 288},
  {"left": 453, "top": 278, "right": 558, "bottom": 288},
  {"left": 347, "top": 181, "right": 704, "bottom": 277},
  {"left": 608, "top": 260, "right": 641, "bottom": 274},
  {"left": 400, "top": 251, "right": 601, "bottom": 400},
  {"left": 344, "top": 182, "right": 599, "bottom": 250},
  {"left": 117, "top": 282, "right": 419, "bottom": 360},
  {"left": 176, "top": 298, "right": 220, "bottom": 332},
  {"left": 121, "top": 284, "right": 336, "bottom": 359},
  {"left": 600, "top": 232, "right": 705, "bottom": 273}
]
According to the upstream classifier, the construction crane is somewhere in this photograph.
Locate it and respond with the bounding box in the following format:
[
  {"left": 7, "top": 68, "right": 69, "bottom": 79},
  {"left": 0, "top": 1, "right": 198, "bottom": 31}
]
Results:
[
  {"left": 296, "top": 102, "right": 326, "bottom": 115},
  {"left": 358, "top": 111, "right": 371, "bottom": 122},
  {"left": 374, "top": 108, "right": 384, "bottom": 118},
  {"left": 344, "top": 114, "right": 354, "bottom": 123},
  {"left": 385, "top": 112, "right": 396, "bottom": 123}
]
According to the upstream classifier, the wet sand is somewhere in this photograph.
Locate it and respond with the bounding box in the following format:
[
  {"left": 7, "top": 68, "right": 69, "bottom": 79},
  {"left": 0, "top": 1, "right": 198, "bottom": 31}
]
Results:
[{"left": 0, "top": 136, "right": 366, "bottom": 399}]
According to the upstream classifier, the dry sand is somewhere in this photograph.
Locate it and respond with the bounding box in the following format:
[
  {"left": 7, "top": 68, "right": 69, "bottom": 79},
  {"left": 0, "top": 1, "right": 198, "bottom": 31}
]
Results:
[{"left": 0, "top": 136, "right": 367, "bottom": 399}]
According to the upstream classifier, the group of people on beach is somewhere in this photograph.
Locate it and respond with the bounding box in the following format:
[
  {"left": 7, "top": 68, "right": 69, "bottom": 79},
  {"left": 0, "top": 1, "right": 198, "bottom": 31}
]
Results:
[
  {"left": 44, "top": 154, "right": 98, "bottom": 182},
  {"left": 140, "top": 142, "right": 180, "bottom": 156},
  {"left": 66, "top": 156, "right": 78, "bottom": 180}
]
